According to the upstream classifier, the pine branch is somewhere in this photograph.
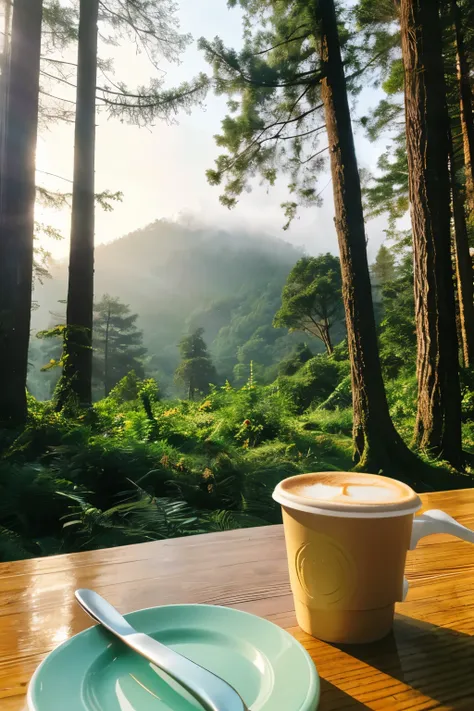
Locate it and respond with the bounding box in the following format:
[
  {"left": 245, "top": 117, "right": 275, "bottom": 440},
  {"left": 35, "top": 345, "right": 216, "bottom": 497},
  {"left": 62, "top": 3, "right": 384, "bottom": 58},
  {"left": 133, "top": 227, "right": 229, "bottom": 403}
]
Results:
[
  {"left": 296, "top": 145, "right": 329, "bottom": 165},
  {"left": 252, "top": 27, "right": 312, "bottom": 56},
  {"left": 40, "top": 69, "right": 77, "bottom": 89},
  {"left": 39, "top": 89, "right": 76, "bottom": 105},
  {"left": 41, "top": 56, "right": 77, "bottom": 68},
  {"left": 99, "top": 77, "right": 209, "bottom": 124},
  {"left": 278, "top": 124, "right": 326, "bottom": 141},
  {"left": 201, "top": 40, "right": 322, "bottom": 89},
  {"left": 272, "top": 103, "right": 324, "bottom": 127},
  {"left": 345, "top": 41, "right": 399, "bottom": 84},
  {"left": 36, "top": 169, "right": 72, "bottom": 183}
]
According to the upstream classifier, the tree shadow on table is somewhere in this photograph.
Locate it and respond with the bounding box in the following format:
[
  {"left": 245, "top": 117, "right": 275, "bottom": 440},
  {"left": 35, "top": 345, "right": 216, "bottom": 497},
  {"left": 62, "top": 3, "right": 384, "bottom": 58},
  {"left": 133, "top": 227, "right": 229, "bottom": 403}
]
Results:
[
  {"left": 319, "top": 677, "right": 370, "bottom": 709},
  {"left": 335, "top": 614, "right": 474, "bottom": 709}
]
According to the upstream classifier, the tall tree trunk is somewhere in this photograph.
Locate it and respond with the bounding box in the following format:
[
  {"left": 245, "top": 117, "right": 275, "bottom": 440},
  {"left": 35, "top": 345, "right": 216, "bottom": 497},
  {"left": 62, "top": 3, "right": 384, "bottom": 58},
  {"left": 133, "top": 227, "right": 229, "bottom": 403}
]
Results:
[
  {"left": 316, "top": 0, "right": 422, "bottom": 475},
  {"left": 60, "top": 0, "right": 99, "bottom": 408},
  {"left": 0, "top": 0, "right": 43, "bottom": 426},
  {"left": 104, "top": 304, "right": 110, "bottom": 397},
  {"left": 451, "top": 0, "right": 474, "bottom": 216},
  {"left": 0, "top": 0, "right": 12, "bottom": 143},
  {"left": 449, "top": 131, "right": 474, "bottom": 367},
  {"left": 400, "top": 0, "right": 463, "bottom": 468}
]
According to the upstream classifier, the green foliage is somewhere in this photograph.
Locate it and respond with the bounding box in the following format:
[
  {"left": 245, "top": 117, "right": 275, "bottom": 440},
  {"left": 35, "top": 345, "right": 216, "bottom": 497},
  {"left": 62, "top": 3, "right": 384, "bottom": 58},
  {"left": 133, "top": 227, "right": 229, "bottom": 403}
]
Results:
[
  {"left": 175, "top": 328, "right": 217, "bottom": 399},
  {"left": 318, "top": 373, "right": 352, "bottom": 410},
  {"left": 363, "top": 130, "right": 408, "bottom": 223},
  {"left": 41, "top": 0, "right": 209, "bottom": 127},
  {"left": 200, "top": 0, "right": 402, "bottom": 225},
  {"left": 93, "top": 294, "right": 147, "bottom": 397},
  {"left": 278, "top": 355, "right": 346, "bottom": 413},
  {"left": 107, "top": 371, "right": 142, "bottom": 403},
  {"left": 279, "top": 342, "right": 314, "bottom": 375},
  {"left": 59, "top": 489, "right": 203, "bottom": 549},
  {"left": 199, "top": 0, "right": 326, "bottom": 224},
  {"left": 386, "top": 374, "right": 418, "bottom": 423},
  {"left": 274, "top": 254, "right": 344, "bottom": 354},
  {"left": 3, "top": 347, "right": 474, "bottom": 562},
  {"left": 460, "top": 368, "right": 474, "bottom": 421},
  {"left": 303, "top": 408, "right": 353, "bottom": 436},
  {"left": 42, "top": 0, "right": 79, "bottom": 48},
  {"left": 378, "top": 254, "right": 416, "bottom": 378},
  {"left": 0, "top": 368, "right": 359, "bottom": 560},
  {"left": 371, "top": 244, "right": 396, "bottom": 286}
]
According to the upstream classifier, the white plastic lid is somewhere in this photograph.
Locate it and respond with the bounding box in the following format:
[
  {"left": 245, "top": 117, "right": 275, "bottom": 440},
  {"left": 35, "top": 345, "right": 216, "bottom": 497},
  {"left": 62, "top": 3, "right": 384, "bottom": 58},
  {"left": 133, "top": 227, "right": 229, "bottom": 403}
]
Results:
[{"left": 273, "top": 472, "right": 422, "bottom": 519}]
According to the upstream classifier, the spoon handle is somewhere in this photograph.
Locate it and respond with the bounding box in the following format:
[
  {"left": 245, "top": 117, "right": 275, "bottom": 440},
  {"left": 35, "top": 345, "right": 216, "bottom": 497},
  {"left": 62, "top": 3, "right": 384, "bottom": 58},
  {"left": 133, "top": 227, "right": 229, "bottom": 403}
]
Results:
[{"left": 75, "top": 589, "right": 248, "bottom": 711}]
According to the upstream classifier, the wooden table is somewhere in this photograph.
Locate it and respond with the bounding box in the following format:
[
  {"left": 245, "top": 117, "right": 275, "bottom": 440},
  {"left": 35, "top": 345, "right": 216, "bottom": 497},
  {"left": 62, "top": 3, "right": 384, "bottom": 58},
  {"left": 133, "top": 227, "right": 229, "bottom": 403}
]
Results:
[{"left": 1, "top": 489, "right": 474, "bottom": 710}]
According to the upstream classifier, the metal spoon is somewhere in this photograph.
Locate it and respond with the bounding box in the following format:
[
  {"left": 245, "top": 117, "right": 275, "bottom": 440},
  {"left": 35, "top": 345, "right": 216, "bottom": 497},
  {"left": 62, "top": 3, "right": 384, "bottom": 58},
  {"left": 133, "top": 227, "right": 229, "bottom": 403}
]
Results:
[{"left": 75, "top": 589, "right": 248, "bottom": 711}]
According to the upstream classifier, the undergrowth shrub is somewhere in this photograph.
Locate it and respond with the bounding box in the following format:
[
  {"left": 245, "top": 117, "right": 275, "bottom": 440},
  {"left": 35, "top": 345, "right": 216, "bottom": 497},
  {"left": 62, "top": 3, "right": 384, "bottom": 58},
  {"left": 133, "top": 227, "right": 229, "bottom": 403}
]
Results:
[
  {"left": 211, "top": 382, "right": 286, "bottom": 447},
  {"left": 4, "top": 360, "right": 448, "bottom": 562},
  {"left": 303, "top": 408, "right": 353, "bottom": 435},
  {"left": 460, "top": 368, "right": 474, "bottom": 421},
  {"left": 278, "top": 356, "right": 346, "bottom": 413}
]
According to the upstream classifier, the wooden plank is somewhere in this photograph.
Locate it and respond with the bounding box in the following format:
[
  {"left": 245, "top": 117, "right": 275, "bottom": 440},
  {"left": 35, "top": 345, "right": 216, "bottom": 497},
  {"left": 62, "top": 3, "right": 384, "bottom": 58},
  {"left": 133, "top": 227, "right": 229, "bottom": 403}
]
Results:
[{"left": 1, "top": 488, "right": 473, "bottom": 710}]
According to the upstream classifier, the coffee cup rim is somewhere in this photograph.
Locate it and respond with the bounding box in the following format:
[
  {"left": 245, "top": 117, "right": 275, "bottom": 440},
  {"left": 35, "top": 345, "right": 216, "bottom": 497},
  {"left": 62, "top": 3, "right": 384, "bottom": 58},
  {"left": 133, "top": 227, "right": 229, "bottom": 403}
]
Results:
[{"left": 273, "top": 472, "right": 422, "bottom": 519}]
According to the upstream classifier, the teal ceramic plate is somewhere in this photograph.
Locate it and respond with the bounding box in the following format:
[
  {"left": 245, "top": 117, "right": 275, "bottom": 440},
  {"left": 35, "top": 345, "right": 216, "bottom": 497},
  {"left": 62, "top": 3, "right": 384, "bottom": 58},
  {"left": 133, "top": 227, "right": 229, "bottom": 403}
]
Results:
[{"left": 28, "top": 604, "right": 319, "bottom": 711}]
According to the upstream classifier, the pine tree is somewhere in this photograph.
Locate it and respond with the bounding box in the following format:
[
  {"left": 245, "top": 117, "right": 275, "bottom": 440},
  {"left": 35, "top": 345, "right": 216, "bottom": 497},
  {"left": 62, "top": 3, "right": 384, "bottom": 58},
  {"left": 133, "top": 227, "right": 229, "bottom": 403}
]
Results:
[
  {"left": 319, "top": 0, "right": 422, "bottom": 471},
  {"left": 0, "top": 0, "right": 43, "bottom": 426},
  {"left": 39, "top": 1, "right": 208, "bottom": 129},
  {"left": 201, "top": 0, "right": 429, "bottom": 474},
  {"left": 93, "top": 295, "right": 146, "bottom": 397},
  {"left": 58, "top": 0, "right": 99, "bottom": 409},
  {"left": 273, "top": 254, "right": 343, "bottom": 355},
  {"left": 451, "top": 0, "right": 474, "bottom": 217},
  {"left": 371, "top": 245, "right": 396, "bottom": 286},
  {"left": 175, "top": 329, "right": 217, "bottom": 400},
  {"left": 449, "top": 129, "right": 474, "bottom": 367},
  {"left": 358, "top": 0, "right": 474, "bottom": 370},
  {"left": 400, "top": 0, "right": 463, "bottom": 467},
  {"left": 56, "top": 0, "right": 208, "bottom": 409},
  {"left": 446, "top": 0, "right": 474, "bottom": 366},
  {"left": 0, "top": 0, "right": 12, "bottom": 141}
]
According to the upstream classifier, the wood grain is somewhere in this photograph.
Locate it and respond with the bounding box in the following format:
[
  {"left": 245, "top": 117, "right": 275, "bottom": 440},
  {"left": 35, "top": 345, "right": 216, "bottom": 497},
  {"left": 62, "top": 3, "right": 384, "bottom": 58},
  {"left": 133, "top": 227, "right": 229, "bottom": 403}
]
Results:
[{"left": 1, "top": 488, "right": 474, "bottom": 710}]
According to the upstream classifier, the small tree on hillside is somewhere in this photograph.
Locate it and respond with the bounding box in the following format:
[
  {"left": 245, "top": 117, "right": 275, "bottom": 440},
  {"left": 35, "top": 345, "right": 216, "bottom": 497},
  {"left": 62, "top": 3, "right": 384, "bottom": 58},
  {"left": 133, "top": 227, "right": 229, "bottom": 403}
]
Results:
[
  {"left": 93, "top": 295, "right": 146, "bottom": 397},
  {"left": 175, "top": 328, "right": 217, "bottom": 399},
  {"left": 371, "top": 245, "right": 396, "bottom": 286},
  {"left": 273, "top": 255, "right": 343, "bottom": 355}
]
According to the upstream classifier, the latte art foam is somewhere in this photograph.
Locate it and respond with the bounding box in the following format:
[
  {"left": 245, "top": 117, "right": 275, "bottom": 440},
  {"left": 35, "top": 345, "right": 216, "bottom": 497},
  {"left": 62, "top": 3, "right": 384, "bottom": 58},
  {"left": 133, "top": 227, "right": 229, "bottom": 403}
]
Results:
[
  {"left": 273, "top": 471, "right": 422, "bottom": 516},
  {"left": 299, "top": 483, "right": 396, "bottom": 503}
]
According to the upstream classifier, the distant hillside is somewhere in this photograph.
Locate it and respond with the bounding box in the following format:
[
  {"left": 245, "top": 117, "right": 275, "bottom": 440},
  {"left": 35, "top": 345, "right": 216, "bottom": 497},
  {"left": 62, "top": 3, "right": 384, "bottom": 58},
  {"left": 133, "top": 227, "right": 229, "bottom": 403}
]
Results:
[{"left": 29, "top": 220, "right": 334, "bottom": 397}]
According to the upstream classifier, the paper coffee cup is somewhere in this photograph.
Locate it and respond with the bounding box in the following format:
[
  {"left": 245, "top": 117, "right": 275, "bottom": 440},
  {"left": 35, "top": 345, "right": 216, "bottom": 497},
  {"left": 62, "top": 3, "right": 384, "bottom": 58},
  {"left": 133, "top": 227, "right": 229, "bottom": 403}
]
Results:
[{"left": 273, "top": 472, "right": 421, "bottom": 644}]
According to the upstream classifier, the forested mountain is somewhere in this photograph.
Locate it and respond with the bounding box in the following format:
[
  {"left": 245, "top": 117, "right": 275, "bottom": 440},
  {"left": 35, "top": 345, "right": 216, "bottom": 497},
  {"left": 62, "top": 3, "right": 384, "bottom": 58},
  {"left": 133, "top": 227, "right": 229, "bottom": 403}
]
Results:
[{"left": 29, "top": 219, "right": 338, "bottom": 397}]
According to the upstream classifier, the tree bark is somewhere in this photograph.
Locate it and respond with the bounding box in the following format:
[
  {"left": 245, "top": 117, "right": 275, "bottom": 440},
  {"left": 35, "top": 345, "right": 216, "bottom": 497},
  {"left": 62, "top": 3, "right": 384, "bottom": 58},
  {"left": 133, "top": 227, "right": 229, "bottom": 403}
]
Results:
[
  {"left": 0, "top": 0, "right": 12, "bottom": 142},
  {"left": 323, "top": 321, "right": 333, "bottom": 355},
  {"left": 449, "top": 131, "right": 474, "bottom": 367},
  {"left": 400, "top": 0, "right": 463, "bottom": 468},
  {"left": 317, "top": 0, "right": 423, "bottom": 475},
  {"left": 0, "top": 0, "right": 43, "bottom": 426},
  {"left": 60, "top": 0, "right": 99, "bottom": 408},
  {"left": 308, "top": 316, "right": 333, "bottom": 355},
  {"left": 451, "top": 0, "right": 474, "bottom": 217}
]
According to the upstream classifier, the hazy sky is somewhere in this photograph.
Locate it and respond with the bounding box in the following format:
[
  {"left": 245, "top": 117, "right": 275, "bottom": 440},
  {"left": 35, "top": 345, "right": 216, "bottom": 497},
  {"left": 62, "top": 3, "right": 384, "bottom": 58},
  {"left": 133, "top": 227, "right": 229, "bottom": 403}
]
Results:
[{"left": 36, "top": 0, "right": 395, "bottom": 262}]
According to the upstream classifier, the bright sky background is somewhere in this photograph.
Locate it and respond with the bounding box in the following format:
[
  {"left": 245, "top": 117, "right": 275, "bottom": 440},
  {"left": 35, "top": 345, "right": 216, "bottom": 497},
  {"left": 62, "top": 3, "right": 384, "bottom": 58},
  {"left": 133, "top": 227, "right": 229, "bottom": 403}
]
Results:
[{"left": 36, "top": 0, "right": 393, "bottom": 262}]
